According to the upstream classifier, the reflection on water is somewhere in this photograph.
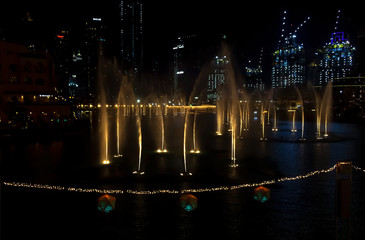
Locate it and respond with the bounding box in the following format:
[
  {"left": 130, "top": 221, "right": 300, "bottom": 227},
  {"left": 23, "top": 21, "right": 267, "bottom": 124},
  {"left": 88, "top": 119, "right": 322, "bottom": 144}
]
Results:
[{"left": 1, "top": 114, "right": 365, "bottom": 239}]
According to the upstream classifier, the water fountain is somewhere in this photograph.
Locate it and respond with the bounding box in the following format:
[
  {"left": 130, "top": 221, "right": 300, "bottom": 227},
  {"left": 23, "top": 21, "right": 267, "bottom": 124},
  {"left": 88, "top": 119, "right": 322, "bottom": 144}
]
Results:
[
  {"left": 189, "top": 109, "right": 200, "bottom": 154},
  {"left": 244, "top": 100, "right": 250, "bottom": 131},
  {"left": 308, "top": 82, "right": 332, "bottom": 139},
  {"left": 93, "top": 42, "right": 336, "bottom": 179},
  {"left": 271, "top": 103, "right": 278, "bottom": 132},
  {"left": 181, "top": 108, "right": 192, "bottom": 176},
  {"left": 156, "top": 106, "right": 168, "bottom": 153},
  {"left": 322, "top": 82, "right": 332, "bottom": 137},
  {"left": 133, "top": 114, "right": 145, "bottom": 175},
  {"left": 260, "top": 103, "right": 267, "bottom": 141},
  {"left": 97, "top": 57, "right": 111, "bottom": 165},
  {"left": 294, "top": 86, "right": 305, "bottom": 140},
  {"left": 229, "top": 103, "right": 239, "bottom": 167},
  {"left": 216, "top": 97, "right": 224, "bottom": 136},
  {"left": 289, "top": 109, "right": 297, "bottom": 132}
]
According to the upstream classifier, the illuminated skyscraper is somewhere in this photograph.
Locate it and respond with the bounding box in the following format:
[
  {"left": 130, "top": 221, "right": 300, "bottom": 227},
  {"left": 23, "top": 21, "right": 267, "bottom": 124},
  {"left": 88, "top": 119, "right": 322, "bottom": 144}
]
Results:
[
  {"left": 271, "top": 11, "right": 310, "bottom": 88},
  {"left": 172, "top": 34, "right": 200, "bottom": 102},
  {"left": 318, "top": 32, "right": 355, "bottom": 85},
  {"left": 207, "top": 55, "right": 228, "bottom": 102},
  {"left": 120, "top": 0, "right": 143, "bottom": 75},
  {"left": 173, "top": 37, "right": 185, "bottom": 99},
  {"left": 317, "top": 10, "right": 356, "bottom": 85},
  {"left": 83, "top": 17, "right": 106, "bottom": 99},
  {"left": 271, "top": 36, "right": 305, "bottom": 88},
  {"left": 245, "top": 48, "right": 264, "bottom": 91}
]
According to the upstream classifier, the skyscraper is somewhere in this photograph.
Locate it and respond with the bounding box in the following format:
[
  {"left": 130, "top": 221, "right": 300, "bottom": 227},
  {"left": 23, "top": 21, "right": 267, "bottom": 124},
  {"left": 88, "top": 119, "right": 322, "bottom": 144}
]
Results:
[
  {"left": 271, "top": 11, "right": 309, "bottom": 88},
  {"left": 317, "top": 10, "right": 356, "bottom": 85},
  {"left": 120, "top": 0, "right": 143, "bottom": 75},
  {"left": 318, "top": 32, "right": 355, "bottom": 85},
  {"left": 173, "top": 37, "right": 185, "bottom": 99},
  {"left": 245, "top": 48, "right": 264, "bottom": 91},
  {"left": 207, "top": 55, "right": 228, "bottom": 103},
  {"left": 83, "top": 17, "right": 106, "bottom": 99},
  {"left": 271, "top": 36, "right": 305, "bottom": 88}
]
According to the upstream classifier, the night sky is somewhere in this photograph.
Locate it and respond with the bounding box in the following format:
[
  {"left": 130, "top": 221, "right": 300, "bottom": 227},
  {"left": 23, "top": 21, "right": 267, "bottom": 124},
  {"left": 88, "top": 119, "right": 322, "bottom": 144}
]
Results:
[{"left": 1, "top": 1, "right": 364, "bottom": 73}]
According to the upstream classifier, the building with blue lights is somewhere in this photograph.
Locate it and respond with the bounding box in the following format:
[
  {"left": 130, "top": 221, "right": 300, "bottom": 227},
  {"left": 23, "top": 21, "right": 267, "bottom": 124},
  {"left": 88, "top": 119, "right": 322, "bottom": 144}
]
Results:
[
  {"left": 271, "top": 11, "right": 309, "bottom": 88},
  {"left": 271, "top": 35, "right": 306, "bottom": 88},
  {"left": 317, "top": 31, "right": 356, "bottom": 85}
]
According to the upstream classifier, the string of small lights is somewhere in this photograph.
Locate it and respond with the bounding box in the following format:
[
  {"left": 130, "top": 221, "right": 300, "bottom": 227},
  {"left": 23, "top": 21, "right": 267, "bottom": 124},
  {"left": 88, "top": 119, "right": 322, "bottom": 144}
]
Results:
[
  {"left": 1, "top": 164, "right": 345, "bottom": 195},
  {"left": 352, "top": 165, "right": 365, "bottom": 173}
]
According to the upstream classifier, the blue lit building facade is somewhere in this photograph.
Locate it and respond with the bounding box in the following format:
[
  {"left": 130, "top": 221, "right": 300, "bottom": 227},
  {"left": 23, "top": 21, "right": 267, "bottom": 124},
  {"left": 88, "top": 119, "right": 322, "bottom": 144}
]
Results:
[
  {"left": 318, "top": 32, "right": 355, "bottom": 85},
  {"left": 271, "top": 35, "right": 305, "bottom": 88}
]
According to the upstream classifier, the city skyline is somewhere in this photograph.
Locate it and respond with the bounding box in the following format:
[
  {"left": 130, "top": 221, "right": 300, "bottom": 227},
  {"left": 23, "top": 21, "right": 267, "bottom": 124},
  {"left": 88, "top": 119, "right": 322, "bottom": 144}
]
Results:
[
  {"left": 0, "top": 1, "right": 364, "bottom": 95},
  {"left": 1, "top": 1, "right": 363, "bottom": 58}
]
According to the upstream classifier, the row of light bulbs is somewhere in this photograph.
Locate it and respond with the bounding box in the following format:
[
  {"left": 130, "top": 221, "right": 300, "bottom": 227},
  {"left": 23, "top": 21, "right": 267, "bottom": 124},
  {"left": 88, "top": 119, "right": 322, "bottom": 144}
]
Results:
[{"left": 2, "top": 164, "right": 348, "bottom": 195}]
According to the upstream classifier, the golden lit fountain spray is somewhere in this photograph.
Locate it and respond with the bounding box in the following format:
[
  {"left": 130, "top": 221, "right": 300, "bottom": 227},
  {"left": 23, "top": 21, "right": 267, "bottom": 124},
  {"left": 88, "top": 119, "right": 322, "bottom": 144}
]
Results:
[
  {"left": 216, "top": 98, "right": 223, "bottom": 135},
  {"left": 229, "top": 109, "right": 238, "bottom": 167},
  {"left": 260, "top": 104, "right": 267, "bottom": 141},
  {"left": 272, "top": 103, "right": 278, "bottom": 132},
  {"left": 133, "top": 115, "right": 144, "bottom": 175},
  {"left": 190, "top": 109, "right": 200, "bottom": 154},
  {"left": 157, "top": 104, "right": 168, "bottom": 153},
  {"left": 181, "top": 108, "right": 192, "bottom": 176}
]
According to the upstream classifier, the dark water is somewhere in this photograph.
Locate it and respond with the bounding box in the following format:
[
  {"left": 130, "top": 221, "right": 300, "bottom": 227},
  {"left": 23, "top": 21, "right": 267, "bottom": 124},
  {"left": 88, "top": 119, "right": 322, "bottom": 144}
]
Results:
[{"left": 1, "top": 113, "right": 365, "bottom": 239}]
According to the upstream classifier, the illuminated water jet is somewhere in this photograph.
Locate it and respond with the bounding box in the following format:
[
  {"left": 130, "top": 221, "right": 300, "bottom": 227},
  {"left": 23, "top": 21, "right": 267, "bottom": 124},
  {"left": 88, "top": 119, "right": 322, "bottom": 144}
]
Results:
[
  {"left": 289, "top": 109, "right": 297, "bottom": 132},
  {"left": 260, "top": 104, "right": 267, "bottom": 141},
  {"left": 181, "top": 109, "right": 191, "bottom": 176},
  {"left": 190, "top": 109, "right": 200, "bottom": 154},
  {"left": 157, "top": 104, "right": 167, "bottom": 153},
  {"left": 133, "top": 115, "right": 144, "bottom": 175},
  {"left": 272, "top": 104, "right": 278, "bottom": 132},
  {"left": 216, "top": 98, "right": 223, "bottom": 135}
]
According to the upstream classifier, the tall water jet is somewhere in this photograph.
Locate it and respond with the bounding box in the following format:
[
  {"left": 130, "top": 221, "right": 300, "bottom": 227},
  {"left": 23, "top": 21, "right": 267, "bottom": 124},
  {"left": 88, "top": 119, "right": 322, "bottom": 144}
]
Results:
[
  {"left": 190, "top": 109, "right": 200, "bottom": 154},
  {"left": 289, "top": 109, "right": 297, "bottom": 132},
  {"left": 260, "top": 104, "right": 267, "bottom": 140},
  {"left": 157, "top": 104, "right": 167, "bottom": 153},
  {"left": 218, "top": 43, "right": 241, "bottom": 167},
  {"left": 313, "top": 86, "right": 323, "bottom": 139},
  {"left": 216, "top": 98, "right": 223, "bottom": 135},
  {"left": 180, "top": 62, "right": 209, "bottom": 175},
  {"left": 229, "top": 104, "right": 239, "bottom": 167},
  {"left": 310, "top": 81, "right": 332, "bottom": 139},
  {"left": 133, "top": 115, "right": 144, "bottom": 175},
  {"left": 115, "top": 105, "right": 122, "bottom": 157},
  {"left": 244, "top": 101, "right": 250, "bottom": 131},
  {"left": 97, "top": 56, "right": 111, "bottom": 165},
  {"left": 294, "top": 87, "right": 305, "bottom": 140},
  {"left": 322, "top": 82, "right": 332, "bottom": 137},
  {"left": 115, "top": 75, "right": 134, "bottom": 157},
  {"left": 100, "top": 104, "right": 109, "bottom": 165},
  {"left": 239, "top": 101, "right": 243, "bottom": 138},
  {"left": 272, "top": 103, "right": 278, "bottom": 131},
  {"left": 180, "top": 108, "right": 192, "bottom": 176}
]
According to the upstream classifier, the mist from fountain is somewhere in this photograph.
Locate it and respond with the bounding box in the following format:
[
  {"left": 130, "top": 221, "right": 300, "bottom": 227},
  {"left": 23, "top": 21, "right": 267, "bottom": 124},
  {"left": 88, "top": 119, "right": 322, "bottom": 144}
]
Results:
[
  {"left": 97, "top": 57, "right": 111, "bottom": 165},
  {"left": 308, "top": 82, "right": 332, "bottom": 139},
  {"left": 190, "top": 109, "right": 200, "bottom": 154},
  {"left": 321, "top": 82, "right": 332, "bottom": 137},
  {"left": 294, "top": 86, "right": 305, "bottom": 140}
]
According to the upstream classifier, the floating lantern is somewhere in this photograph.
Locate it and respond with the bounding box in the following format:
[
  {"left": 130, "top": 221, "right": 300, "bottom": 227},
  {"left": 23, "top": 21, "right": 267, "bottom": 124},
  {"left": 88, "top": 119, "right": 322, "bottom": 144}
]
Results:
[
  {"left": 97, "top": 194, "right": 116, "bottom": 213},
  {"left": 253, "top": 186, "right": 270, "bottom": 203},
  {"left": 180, "top": 194, "right": 198, "bottom": 212}
]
